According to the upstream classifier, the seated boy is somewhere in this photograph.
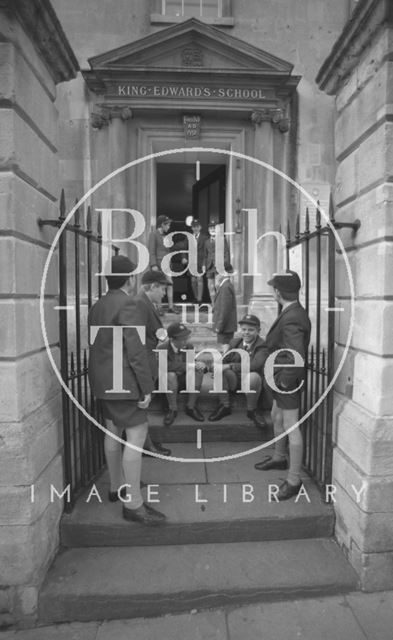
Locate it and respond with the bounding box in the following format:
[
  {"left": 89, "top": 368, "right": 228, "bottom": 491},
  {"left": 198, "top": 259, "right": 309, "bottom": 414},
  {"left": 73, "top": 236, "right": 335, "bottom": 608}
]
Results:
[
  {"left": 157, "top": 322, "right": 207, "bottom": 426},
  {"left": 208, "top": 314, "right": 268, "bottom": 429}
]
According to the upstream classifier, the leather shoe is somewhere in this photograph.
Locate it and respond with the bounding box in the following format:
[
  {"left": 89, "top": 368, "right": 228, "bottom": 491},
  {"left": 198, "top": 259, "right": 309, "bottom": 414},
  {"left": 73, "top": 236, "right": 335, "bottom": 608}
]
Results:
[
  {"left": 143, "top": 441, "right": 171, "bottom": 456},
  {"left": 254, "top": 456, "right": 288, "bottom": 471},
  {"left": 122, "top": 504, "right": 166, "bottom": 526},
  {"left": 208, "top": 405, "right": 232, "bottom": 421},
  {"left": 144, "top": 502, "right": 166, "bottom": 520},
  {"left": 277, "top": 480, "right": 303, "bottom": 501},
  {"left": 108, "top": 486, "right": 127, "bottom": 502},
  {"left": 247, "top": 410, "right": 267, "bottom": 430},
  {"left": 185, "top": 406, "right": 205, "bottom": 422},
  {"left": 163, "top": 409, "right": 177, "bottom": 427}
]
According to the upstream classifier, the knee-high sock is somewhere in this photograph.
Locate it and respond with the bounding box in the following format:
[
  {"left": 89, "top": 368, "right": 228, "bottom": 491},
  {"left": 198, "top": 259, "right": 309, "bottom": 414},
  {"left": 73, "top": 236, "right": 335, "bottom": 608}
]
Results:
[
  {"left": 272, "top": 408, "right": 287, "bottom": 460},
  {"left": 122, "top": 422, "right": 148, "bottom": 510},
  {"left": 104, "top": 420, "right": 124, "bottom": 492},
  {"left": 245, "top": 373, "right": 262, "bottom": 411},
  {"left": 287, "top": 427, "right": 303, "bottom": 486}
]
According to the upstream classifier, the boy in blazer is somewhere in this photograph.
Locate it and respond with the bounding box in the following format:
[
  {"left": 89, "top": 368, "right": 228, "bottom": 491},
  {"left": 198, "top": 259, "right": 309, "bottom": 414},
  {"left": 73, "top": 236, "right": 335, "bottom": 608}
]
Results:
[
  {"left": 209, "top": 314, "right": 267, "bottom": 429},
  {"left": 203, "top": 220, "right": 230, "bottom": 302},
  {"left": 148, "top": 215, "right": 179, "bottom": 314},
  {"left": 88, "top": 255, "right": 166, "bottom": 526},
  {"left": 156, "top": 322, "right": 207, "bottom": 426},
  {"left": 254, "top": 271, "right": 311, "bottom": 501},
  {"left": 212, "top": 265, "right": 237, "bottom": 346},
  {"left": 118, "top": 269, "right": 172, "bottom": 456}
]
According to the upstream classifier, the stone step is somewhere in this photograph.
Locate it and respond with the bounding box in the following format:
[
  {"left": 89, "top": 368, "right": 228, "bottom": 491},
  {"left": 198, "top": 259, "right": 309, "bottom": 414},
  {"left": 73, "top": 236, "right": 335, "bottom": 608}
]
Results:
[
  {"left": 38, "top": 538, "right": 358, "bottom": 624},
  {"left": 148, "top": 406, "right": 273, "bottom": 442},
  {"left": 60, "top": 443, "right": 334, "bottom": 548}
]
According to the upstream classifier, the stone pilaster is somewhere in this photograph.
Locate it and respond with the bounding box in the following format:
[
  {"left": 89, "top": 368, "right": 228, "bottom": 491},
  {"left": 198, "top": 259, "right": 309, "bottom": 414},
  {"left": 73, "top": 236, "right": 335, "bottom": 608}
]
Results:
[
  {"left": 248, "top": 111, "right": 289, "bottom": 333},
  {"left": 317, "top": 0, "right": 393, "bottom": 591},
  {"left": 0, "top": 0, "right": 78, "bottom": 626}
]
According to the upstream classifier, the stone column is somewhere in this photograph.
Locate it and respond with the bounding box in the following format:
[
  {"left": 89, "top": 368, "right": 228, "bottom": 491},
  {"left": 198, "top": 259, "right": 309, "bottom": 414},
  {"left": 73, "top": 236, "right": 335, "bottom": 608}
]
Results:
[
  {"left": 248, "top": 110, "right": 289, "bottom": 333},
  {"left": 0, "top": 0, "right": 78, "bottom": 625},
  {"left": 317, "top": 0, "right": 393, "bottom": 591}
]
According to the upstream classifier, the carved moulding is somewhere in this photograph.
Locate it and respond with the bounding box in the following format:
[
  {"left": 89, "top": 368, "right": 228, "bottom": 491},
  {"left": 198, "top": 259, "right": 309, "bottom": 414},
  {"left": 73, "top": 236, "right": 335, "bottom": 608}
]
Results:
[
  {"left": 251, "top": 108, "right": 290, "bottom": 133},
  {"left": 90, "top": 105, "right": 133, "bottom": 129}
]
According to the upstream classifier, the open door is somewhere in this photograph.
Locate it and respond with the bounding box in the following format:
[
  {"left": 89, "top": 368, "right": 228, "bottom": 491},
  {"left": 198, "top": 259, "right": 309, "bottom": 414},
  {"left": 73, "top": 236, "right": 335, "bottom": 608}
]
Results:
[{"left": 192, "top": 165, "right": 226, "bottom": 228}]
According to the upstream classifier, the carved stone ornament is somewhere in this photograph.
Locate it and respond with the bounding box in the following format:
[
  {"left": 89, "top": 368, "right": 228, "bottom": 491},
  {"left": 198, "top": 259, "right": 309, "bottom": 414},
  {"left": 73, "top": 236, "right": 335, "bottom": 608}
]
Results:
[
  {"left": 181, "top": 46, "right": 204, "bottom": 67},
  {"left": 90, "top": 106, "right": 133, "bottom": 129},
  {"left": 251, "top": 108, "right": 290, "bottom": 133}
]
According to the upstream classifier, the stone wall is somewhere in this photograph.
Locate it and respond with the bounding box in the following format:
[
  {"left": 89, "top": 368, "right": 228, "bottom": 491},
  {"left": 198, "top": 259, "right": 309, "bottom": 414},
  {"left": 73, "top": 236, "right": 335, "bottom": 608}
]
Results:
[
  {"left": 0, "top": 0, "right": 78, "bottom": 626},
  {"left": 50, "top": 0, "right": 352, "bottom": 218},
  {"left": 317, "top": 0, "right": 393, "bottom": 590}
]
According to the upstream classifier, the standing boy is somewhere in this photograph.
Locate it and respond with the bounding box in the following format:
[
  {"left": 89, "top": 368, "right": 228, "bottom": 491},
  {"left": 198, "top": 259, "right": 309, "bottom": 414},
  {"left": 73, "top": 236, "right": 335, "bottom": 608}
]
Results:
[
  {"left": 212, "top": 265, "right": 237, "bottom": 347},
  {"left": 203, "top": 220, "right": 230, "bottom": 302},
  {"left": 88, "top": 255, "right": 166, "bottom": 526},
  {"left": 148, "top": 214, "right": 179, "bottom": 314},
  {"left": 254, "top": 271, "right": 311, "bottom": 501}
]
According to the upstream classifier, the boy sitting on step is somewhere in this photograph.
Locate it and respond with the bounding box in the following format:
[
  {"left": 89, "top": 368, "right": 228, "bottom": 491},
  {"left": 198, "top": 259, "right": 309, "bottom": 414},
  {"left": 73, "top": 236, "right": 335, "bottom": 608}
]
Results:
[
  {"left": 157, "top": 322, "right": 207, "bottom": 427},
  {"left": 208, "top": 314, "right": 268, "bottom": 430}
]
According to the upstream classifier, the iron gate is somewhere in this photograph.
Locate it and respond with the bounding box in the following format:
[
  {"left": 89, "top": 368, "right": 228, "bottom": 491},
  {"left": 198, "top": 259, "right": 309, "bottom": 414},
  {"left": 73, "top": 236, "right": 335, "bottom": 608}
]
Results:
[
  {"left": 39, "top": 190, "right": 118, "bottom": 511},
  {"left": 285, "top": 198, "right": 359, "bottom": 491}
]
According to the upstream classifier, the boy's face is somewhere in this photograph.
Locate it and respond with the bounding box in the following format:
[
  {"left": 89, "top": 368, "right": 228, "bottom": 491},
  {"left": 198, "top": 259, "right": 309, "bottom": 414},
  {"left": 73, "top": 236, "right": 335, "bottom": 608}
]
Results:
[
  {"left": 208, "top": 225, "right": 216, "bottom": 237},
  {"left": 192, "top": 224, "right": 201, "bottom": 235},
  {"left": 160, "top": 221, "right": 171, "bottom": 234},
  {"left": 240, "top": 324, "right": 259, "bottom": 343},
  {"left": 172, "top": 334, "right": 189, "bottom": 350},
  {"left": 151, "top": 283, "right": 167, "bottom": 304}
]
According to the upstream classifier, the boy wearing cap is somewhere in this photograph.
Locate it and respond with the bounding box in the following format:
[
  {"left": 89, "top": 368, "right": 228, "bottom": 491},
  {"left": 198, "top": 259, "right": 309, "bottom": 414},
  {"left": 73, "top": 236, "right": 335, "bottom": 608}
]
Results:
[
  {"left": 212, "top": 266, "right": 237, "bottom": 346},
  {"left": 88, "top": 255, "right": 166, "bottom": 526},
  {"left": 209, "top": 314, "right": 267, "bottom": 429},
  {"left": 157, "top": 322, "right": 206, "bottom": 426},
  {"left": 186, "top": 219, "right": 207, "bottom": 304},
  {"left": 148, "top": 215, "right": 179, "bottom": 314},
  {"left": 254, "top": 271, "right": 311, "bottom": 501},
  {"left": 119, "top": 269, "right": 172, "bottom": 457},
  {"left": 203, "top": 220, "right": 230, "bottom": 302}
]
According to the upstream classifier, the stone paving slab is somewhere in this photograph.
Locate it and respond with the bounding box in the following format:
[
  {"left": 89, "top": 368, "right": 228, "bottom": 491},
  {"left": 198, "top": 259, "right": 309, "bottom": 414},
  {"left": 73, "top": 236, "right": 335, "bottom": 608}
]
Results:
[
  {"left": 226, "top": 596, "right": 368, "bottom": 640},
  {"left": 96, "top": 611, "right": 227, "bottom": 640},
  {"left": 7, "top": 592, "right": 393, "bottom": 639},
  {"left": 345, "top": 591, "right": 393, "bottom": 640},
  {"left": 0, "top": 622, "right": 99, "bottom": 640}
]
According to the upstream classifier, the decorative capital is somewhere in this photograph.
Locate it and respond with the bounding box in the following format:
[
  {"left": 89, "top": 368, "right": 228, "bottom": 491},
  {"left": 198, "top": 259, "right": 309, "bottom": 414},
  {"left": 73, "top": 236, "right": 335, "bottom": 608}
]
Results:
[
  {"left": 90, "top": 105, "right": 133, "bottom": 129},
  {"left": 251, "top": 107, "right": 290, "bottom": 133},
  {"left": 91, "top": 108, "right": 112, "bottom": 130}
]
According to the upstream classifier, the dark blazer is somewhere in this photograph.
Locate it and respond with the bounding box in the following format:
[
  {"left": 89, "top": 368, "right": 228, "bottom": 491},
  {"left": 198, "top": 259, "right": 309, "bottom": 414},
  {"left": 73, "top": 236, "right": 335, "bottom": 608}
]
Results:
[
  {"left": 265, "top": 301, "right": 311, "bottom": 390},
  {"left": 156, "top": 339, "right": 195, "bottom": 375},
  {"left": 203, "top": 236, "right": 230, "bottom": 272},
  {"left": 88, "top": 289, "right": 155, "bottom": 400},
  {"left": 213, "top": 278, "right": 237, "bottom": 334},
  {"left": 148, "top": 229, "right": 168, "bottom": 269},
  {"left": 223, "top": 335, "right": 268, "bottom": 376},
  {"left": 178, "top": 232, "right": 208, "bottom": 272},
  {"left": 118, "top": 289, "right": 163, "bottom": 381}
]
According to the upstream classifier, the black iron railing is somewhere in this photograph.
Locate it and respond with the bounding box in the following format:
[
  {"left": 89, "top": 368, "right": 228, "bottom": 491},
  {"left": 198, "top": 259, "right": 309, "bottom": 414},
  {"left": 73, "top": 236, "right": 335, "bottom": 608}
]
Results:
[
  {"left": 39, "top": 190, "right": 119, "bottom": 511},
  {"left": 285, "top": 197, "right": 359, "bottom": 491}
]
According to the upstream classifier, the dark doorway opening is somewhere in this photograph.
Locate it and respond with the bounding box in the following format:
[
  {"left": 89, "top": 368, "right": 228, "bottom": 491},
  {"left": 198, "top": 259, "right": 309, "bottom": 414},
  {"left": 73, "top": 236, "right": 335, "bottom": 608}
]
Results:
[{"left": 156, "top": 162, "right": 226, "bottom": 303}]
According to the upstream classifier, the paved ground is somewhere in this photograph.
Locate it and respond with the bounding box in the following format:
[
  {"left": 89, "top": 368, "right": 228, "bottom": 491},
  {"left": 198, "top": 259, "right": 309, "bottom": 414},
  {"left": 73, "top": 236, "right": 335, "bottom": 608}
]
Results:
[{"left": 2, "top": 591, "right": 393, "bottom": 639}]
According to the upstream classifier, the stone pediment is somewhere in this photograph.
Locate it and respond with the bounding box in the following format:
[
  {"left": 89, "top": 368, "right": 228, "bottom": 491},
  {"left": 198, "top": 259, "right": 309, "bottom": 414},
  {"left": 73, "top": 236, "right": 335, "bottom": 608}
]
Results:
[{"left": 87, "top": 18, "right": 293, "bottom": 75}]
